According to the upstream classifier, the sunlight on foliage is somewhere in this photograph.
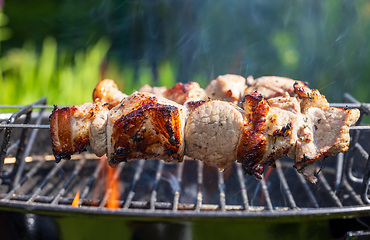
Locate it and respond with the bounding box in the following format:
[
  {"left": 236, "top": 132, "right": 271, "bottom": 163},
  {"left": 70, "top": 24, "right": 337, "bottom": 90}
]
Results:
[{"left": 0, "top": 37, "right": 110, "bottom": 106}]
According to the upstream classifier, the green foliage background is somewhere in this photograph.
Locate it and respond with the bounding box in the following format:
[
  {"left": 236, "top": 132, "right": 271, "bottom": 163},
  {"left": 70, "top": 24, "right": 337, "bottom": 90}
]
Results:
[{"left": 1, "top": 0, "right": 370, "bottom": 105}]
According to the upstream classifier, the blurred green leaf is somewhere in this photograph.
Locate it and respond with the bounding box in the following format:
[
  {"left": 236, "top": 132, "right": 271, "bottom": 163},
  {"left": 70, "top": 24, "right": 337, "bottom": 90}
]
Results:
[
  {"left": 0, "top": 13, "right": 9, "bottom": 27},
  {"left": 0, "top": 37, "right": 110, "bottom": 105},
  {"left": 0, "top": 27, "right": 12, "bottom": 41}
]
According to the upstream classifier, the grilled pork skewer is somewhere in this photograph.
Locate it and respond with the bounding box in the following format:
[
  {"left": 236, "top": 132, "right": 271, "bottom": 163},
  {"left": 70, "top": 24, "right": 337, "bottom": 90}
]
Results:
[
  {"left": 50, "top": 83, "right": 360, "bottom": 183},
  {"left": 93, "top": 74, "right": 309, "bottom": 107}
]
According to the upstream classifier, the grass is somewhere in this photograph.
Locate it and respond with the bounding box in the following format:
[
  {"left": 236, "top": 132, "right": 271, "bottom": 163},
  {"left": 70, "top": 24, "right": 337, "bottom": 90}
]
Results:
[
  {"left": 0, "top": 35, "right": 183, "bottom": 107},
  {"left": 0, "top": 36, "right": 110, "bottom": 106}
]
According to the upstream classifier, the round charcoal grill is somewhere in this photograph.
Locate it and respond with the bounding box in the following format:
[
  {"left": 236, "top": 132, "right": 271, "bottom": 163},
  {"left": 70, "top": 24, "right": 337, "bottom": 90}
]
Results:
[{"left": 1, "top": 94, "right": 370, "bottom": 240}]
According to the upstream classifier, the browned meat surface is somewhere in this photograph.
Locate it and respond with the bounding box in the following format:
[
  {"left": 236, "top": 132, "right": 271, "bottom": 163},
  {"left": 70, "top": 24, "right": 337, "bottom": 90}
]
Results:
[
  {"left": 93, "top": 79, "right": 127, "bottom": 109},
  {"left": 237, "top": 86, "right": 360, "bottom": 183},
  {"left": 94, "top": 75, "right": 309, "bottom": 107},
  {"left": 49, "top": 100, "right": 109, "bottom": 162},
  {"left": 205, "top": 74, "right": 246, "bottom": 104},
  {"left": 106, "top": 92, "right": 187, "bottom": 167},
  {"left": 163, "top": 82, "right": 206, "bottom": 104},
  {"left": 245, "top": 76, "right": 309, "bottom": 99}
]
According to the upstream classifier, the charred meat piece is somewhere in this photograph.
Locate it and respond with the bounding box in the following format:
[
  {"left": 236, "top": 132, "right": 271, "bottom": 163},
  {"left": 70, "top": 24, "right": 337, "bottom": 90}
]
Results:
[
  {"left": 106, "top": 92, "right": 187, "bottom": 167},
  {"left": 49, "top": 100, "right": 109, "bottom": 162},
  {"left": 237, "top": 88, "right": 360, "bottom": 183}
]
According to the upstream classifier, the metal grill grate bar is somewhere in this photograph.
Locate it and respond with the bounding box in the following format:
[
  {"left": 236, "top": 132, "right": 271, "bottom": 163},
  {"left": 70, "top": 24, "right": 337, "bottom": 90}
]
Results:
[
  {"left": 0, "top": 105, "right": 55, "bottom": 109},
  {"left": 0, "top": 123, "right": 50, "bottom": 129},
  {"left": 296, "top": 171, "right": 320, "bottom": 208},
  {"left": 0, "top": 98, "right": 47, "bottom": 179},
  {"left": 195, "top": 160, "right": 204, "bottom": 211},
  {"left": 275, "top": 160, "right": 297, "bottom": 209},
  {"left": 347, "top": 143, "right": 368, "bottom": 184},
  {"left": 172, "top": 161, "right": 184, "bottom": 212},
  {"left": 79, "top": 158, "right": 103, "bottom": 204},
  {"left": 150, "top": 160, "right": 164, "bottom": 210},
  {"left": 355, "top": 142, "right": 369, "bottom": 160},
  {"left": 334, "top": 153, "right": 344, "bottom": 192},
  {"left": 236, "top": 163, "right": 250, "bottom": 211},
  {"left": 261, "top": 174, "right": 273, "bottom": 211},
  {"left": 1, "top": 158, "right": 45, "bottom": 201},
  {"left": 51, "top": 157, "right": 86, "bottom": 205},
  {"left": 342, "top": 178, "right": 364, "bottom": 206},
  {"left": 317, "top": 173, "right": 343, "bottom": 207},
  {"left": 123, "top": 160, "right": 145, "bottom": 209},
  {"left": 26, "top": 161, "right": 66, "bottom": 203},
  {"left": 217, "top": 170, "right": 226, "bottom": 211},
  {"left": 361, "top": 152, "right": 370, "bottom": 204},
  {"left": 14, "top": 108, "right": 45, "bottom": 186}
]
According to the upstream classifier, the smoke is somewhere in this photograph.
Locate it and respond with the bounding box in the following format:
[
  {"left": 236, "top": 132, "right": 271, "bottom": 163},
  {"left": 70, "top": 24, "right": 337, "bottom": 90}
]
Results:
[
  {"left": 94, "top": 0, "right": 367, "bottom": 101},
  {"left": 161, "top": 172, "right": 181, "bottom": 194}
]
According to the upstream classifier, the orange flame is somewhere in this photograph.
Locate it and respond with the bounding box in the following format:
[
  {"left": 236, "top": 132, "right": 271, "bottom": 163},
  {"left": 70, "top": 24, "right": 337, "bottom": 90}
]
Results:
[
  {"left": 72, "top": 189, "right": 80, "bottom": 207},
  {"left": 106, "top": 166, "right": 120, "bottom": 209}
]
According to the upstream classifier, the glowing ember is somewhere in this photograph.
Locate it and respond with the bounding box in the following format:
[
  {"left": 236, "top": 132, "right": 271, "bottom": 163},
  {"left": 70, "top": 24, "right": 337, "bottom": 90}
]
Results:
[
  {"left": 106, "top": 166, "right": 120, "bottom": 209},
  {"left": 72, "top": 189, "right": 80, "bottom": 207}
]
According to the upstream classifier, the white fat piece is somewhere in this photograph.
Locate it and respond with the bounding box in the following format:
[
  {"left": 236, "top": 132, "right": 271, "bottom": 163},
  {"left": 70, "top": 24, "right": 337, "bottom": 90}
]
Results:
[{"left": 89, "top": 107, "right": 109, "bottom": 157}]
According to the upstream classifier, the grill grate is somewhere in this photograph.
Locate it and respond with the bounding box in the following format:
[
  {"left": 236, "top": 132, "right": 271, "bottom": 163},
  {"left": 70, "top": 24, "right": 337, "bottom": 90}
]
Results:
[{"left": 1, "top": 95, "right": 370, "bottom": 218}]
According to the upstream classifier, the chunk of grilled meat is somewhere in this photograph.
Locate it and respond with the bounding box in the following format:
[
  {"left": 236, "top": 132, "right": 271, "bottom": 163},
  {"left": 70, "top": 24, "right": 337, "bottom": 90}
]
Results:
[
  {"left": 185, "top": 100, "right": 244, "bottom": 170},
  {"left": 92, "top": 79, "right": 127, "bottom": 109},
  {"left": 237, "top": 86, "right": 360, "bottom": 183},
  {"left": 49, "top": 100, "right": 109, "bottom": 162},
  {"left": 205, "top": 74, "right": 247, "bottom": 104},
  {"left": 163, "top": 82, "right": 206, "bottom": 104},
  {"left": 107, "top": 92, "right": 187, "bottom": 167},
  {"left": 245, "top": 76, "right": 309, "bottom": 99},
  {"left": 51, "top": 84, "right": 360, "bottom": 183},
  {"left": 138, "top": 84, "right": 167, "bottom": 97}
]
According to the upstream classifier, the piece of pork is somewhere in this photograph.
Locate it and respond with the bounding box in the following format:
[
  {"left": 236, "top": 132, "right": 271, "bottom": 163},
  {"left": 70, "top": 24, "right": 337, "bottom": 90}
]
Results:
[
  {"left": 237, "top": 87, "right": 360, "bottom": 183},
  {"left": 49, "top": 100, "right": 109, "bottom": 162},
  {"left": 93, "top": 79, "right": 127, "bottom": 109},
  {"left": 205, "top": 74, "right": 247, "bottom": 104},
  {"left": 106, "top": 92, "right": 187, "bottom": 167},
  {"left": 245, "top": 76, "right": 309, "bottom": 99},
  {"left": 163, "top": 82, "right": 206, "bottom": 104},
  {"left": 138, "top": 84, "right": 167, "bottom": 97},
  {"left": 184, "top": 100, "right": 244, "bottom": 170}
]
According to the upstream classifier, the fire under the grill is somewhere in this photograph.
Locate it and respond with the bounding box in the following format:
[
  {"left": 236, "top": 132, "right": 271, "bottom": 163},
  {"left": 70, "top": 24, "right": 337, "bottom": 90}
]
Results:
[{"left": 1, "top": 94, "right": 370, "bottom": 239}]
